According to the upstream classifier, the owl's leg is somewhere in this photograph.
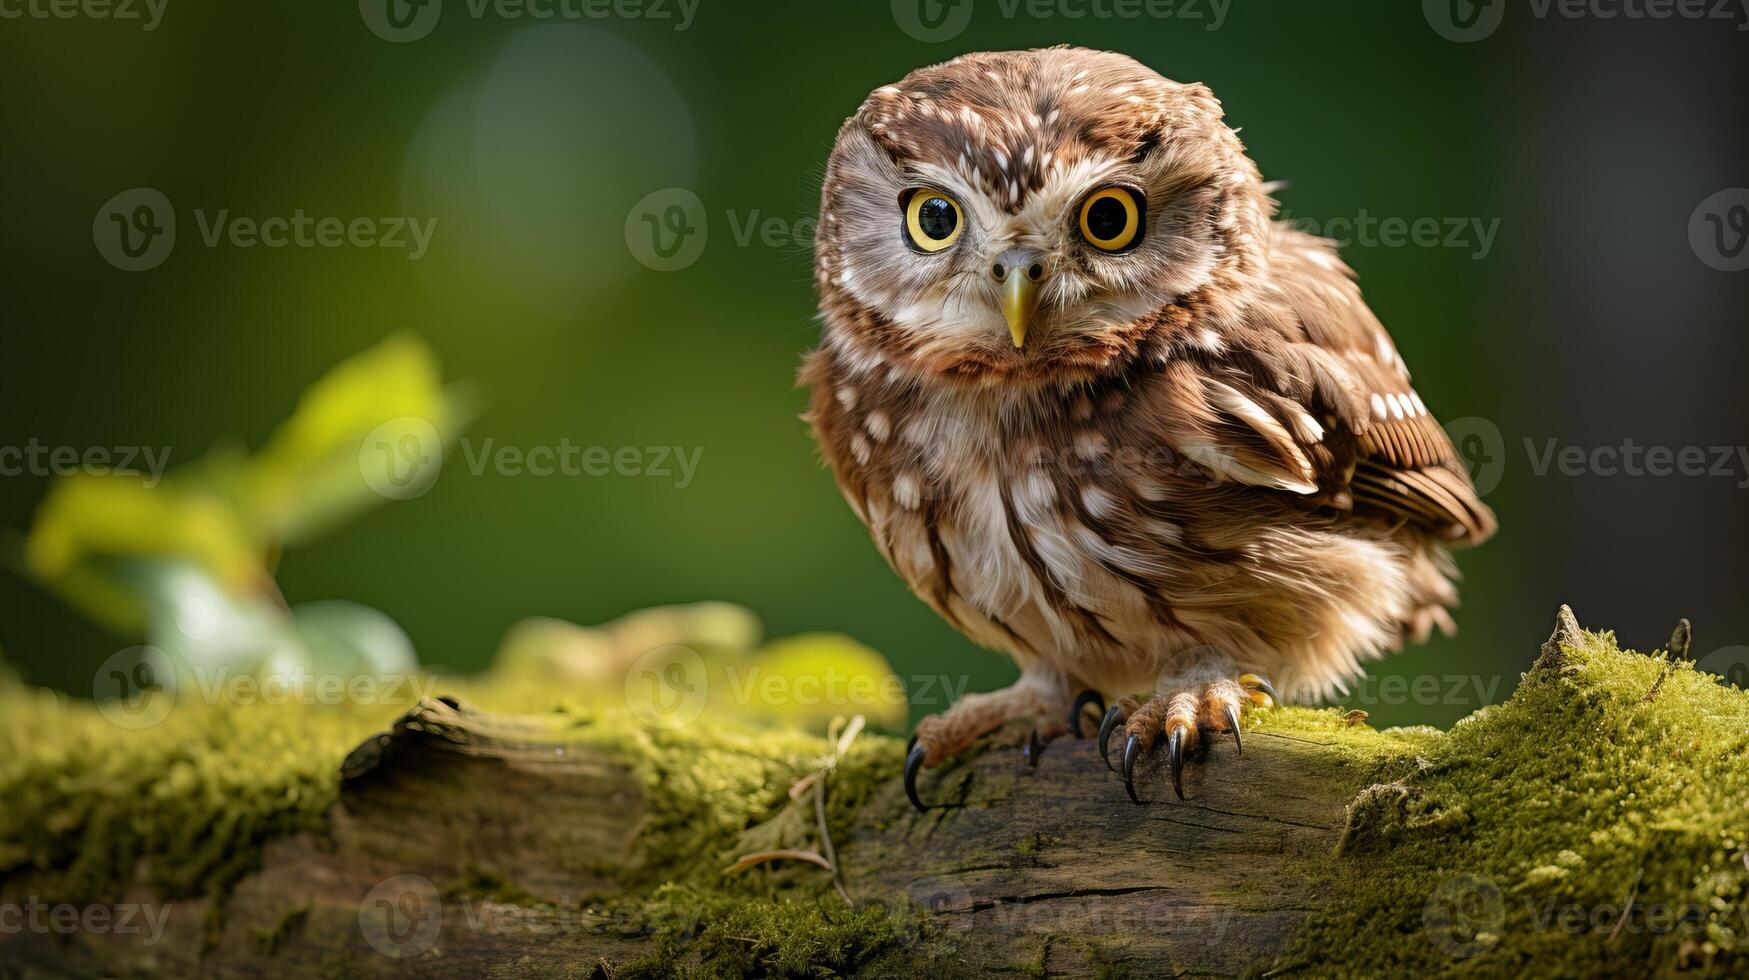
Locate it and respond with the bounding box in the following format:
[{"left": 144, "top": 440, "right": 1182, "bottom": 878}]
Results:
[
  {"left": 1099, "top": 665, "right": 1276, "bottom": 804},
  {"left": 904, "top": 672, "right": 1073, "bottom": 811}
]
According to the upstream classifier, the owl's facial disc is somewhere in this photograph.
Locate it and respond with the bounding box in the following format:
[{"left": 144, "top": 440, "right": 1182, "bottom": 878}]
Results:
[{"left": 818, "top": 48, "right": 1268, "bottom": 380}]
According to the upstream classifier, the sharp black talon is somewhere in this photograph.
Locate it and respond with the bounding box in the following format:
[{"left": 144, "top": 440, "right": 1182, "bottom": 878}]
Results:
[
  {"left": 1256, "top": 677, "right": 1279, "bottom": 704},
  {"left": 904, "top": 737, "right": 928, "bottom": 813},
  {"left": 1122, "top": 734, "right": 1145, "bottom": 804},
  {"left": 1024, "top": 728, "right": 1044, "bottom": 767},
  {"left": 1068, "top": 689, "right": 1105, "bottom": 738},
  {"left": 1166, "top": 726, "right": 1186, "bottom": 800},
  {"left": 1098, "top": 705, "right": 1126, "bottom": 772},
  {"left": 1223, "top": 703, "right": 1243, "bottom": 755}
]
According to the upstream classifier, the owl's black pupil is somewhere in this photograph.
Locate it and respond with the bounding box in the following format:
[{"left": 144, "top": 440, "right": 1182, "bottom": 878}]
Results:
[
  {"left": 1087, "top": 197, "right": 1129, "bottom": 241},
  {"left": 917, "top": 198, "right": 957, "bottom": 240}
]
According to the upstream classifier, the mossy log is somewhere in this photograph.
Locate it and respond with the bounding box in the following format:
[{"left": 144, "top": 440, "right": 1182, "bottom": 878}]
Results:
[
  {"left": 5, "top": 608, "right": 1748, "bottom": 978},
  {"left": 5, "top": 696, "right": 1355, "bottom": 977}
]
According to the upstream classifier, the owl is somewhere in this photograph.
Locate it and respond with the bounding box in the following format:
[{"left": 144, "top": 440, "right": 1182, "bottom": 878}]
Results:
[{"left": 801, "top": 48, "right": 1495, "bottom": 808}]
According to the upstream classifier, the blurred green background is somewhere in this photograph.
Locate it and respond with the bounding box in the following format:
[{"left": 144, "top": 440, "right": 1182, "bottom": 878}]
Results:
[{"left": 2, "top": 0, "right": 1745, "bottom": 728}]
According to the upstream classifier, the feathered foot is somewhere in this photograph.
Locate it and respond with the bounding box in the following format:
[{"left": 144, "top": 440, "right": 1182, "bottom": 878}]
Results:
[
  {"left": 904, "top": 675, "right": 1108, "bottom": 812},
  {"left": 1097, "top": 668, "right": 1277, "bottom": 804}
]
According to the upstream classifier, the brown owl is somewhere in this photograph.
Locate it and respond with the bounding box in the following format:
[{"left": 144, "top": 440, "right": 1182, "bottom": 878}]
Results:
[{"left": 800, "top": 47, "right": 1495, "bottom": 808}]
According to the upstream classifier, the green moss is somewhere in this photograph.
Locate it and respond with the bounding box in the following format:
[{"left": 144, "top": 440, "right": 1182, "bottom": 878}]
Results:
[
  {"left": 1282, "top": 630, "right": 1749, "bottom": 978},
  {"left": 13, "top": 630, "right": 1742, "bottom": 977},
  {"left": 0, "top": 682, "right": 402, "bottom": 906},
  {"left": 0, "top": 670, "right": 902, "bottom": 910},
  {"left": 611, "top": 883, "right": 948, "bottom": 979},
  {"left": 251, "top": 902, "right": 310, "bottom": 956},
  {"left": 443, "top": 864, "right": 548, "bottom": 906},
  {"left": 572, "top": 712, "right": 903, "bottom": 887}
]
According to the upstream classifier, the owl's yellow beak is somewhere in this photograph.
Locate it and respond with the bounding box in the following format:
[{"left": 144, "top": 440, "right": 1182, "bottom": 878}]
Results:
[{"left": 1001, "top": 268, "right": 1041, "bottom": 348}]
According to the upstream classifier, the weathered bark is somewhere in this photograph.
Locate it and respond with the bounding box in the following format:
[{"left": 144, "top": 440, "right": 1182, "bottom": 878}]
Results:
[{"left": 1, "top": 694, "right": 1374, "bottom": 978}]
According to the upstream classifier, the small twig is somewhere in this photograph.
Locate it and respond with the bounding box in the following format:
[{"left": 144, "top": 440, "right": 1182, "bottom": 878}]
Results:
[
  {"left": 815, "top": 771, "right": 850, "bottom": 904},
  {"left": 725, "top": 714, "right": 865, "bottom": 903},
  {"left": 1535, "top": 604, "right": 1583, "bottom": 672},
  {"left": 722, "top": 849, "right": 834, "bottom": 875},
  {"left": 1643, "top": 668, "right": 1671, "bottom": 703},
  {"left": 832, "top": 715, "right": 866, "bottom": 761},
  {"left": 1608, "top": 868, "right": 1644, "bottom": 942},
  {"left": 1667, "top": 618, "right": 1694, "bottom": 662},
  {"left": 816, "top": 715, "right": 865, "bottom": 904}
]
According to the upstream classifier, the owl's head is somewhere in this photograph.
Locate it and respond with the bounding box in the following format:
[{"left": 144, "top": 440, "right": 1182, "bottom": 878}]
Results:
[{"left": 815, "top": 48, "right": 1268, "bottom": 385}]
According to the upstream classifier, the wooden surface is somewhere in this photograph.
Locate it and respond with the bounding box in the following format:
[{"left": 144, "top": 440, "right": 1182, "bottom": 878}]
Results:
[{"left": 3, "top": 698, "right": 1378, "bottom": 978}]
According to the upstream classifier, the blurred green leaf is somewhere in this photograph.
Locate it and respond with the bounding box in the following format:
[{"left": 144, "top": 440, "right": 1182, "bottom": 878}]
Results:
[
  {"left": 137, "top": 559, "right": 290, "bottom": 670},
  {"left": 25, "top": 478, "right": 267, "bottom": 631},
  {"left": 23, "top": 334, "right": 464, "bottom": 649},
  {"left": 283, "top": 600, "right": 417, "bottom": 678},
  {"left": 243, "top": 333, "right": 473, "bottom": 544}
]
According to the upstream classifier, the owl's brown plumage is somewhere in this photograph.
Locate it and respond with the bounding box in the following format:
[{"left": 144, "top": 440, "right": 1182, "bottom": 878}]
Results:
[{"left": 801, "top": 48, "right": 1495, "bottom": 802}]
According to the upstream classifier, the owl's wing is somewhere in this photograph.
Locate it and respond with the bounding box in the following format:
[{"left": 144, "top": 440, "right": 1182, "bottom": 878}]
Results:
[{"left": 1148, "top": 227, "right": 1496, "bottom": 545}]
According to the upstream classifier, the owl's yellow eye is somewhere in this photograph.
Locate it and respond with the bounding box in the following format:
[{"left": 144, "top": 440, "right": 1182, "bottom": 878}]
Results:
[
  {"left": 904, "top": 189, "right": 964, "bottom": 252},
  {"left": 1079, "top": 187, "right": 1143, "bottom": 252}
]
